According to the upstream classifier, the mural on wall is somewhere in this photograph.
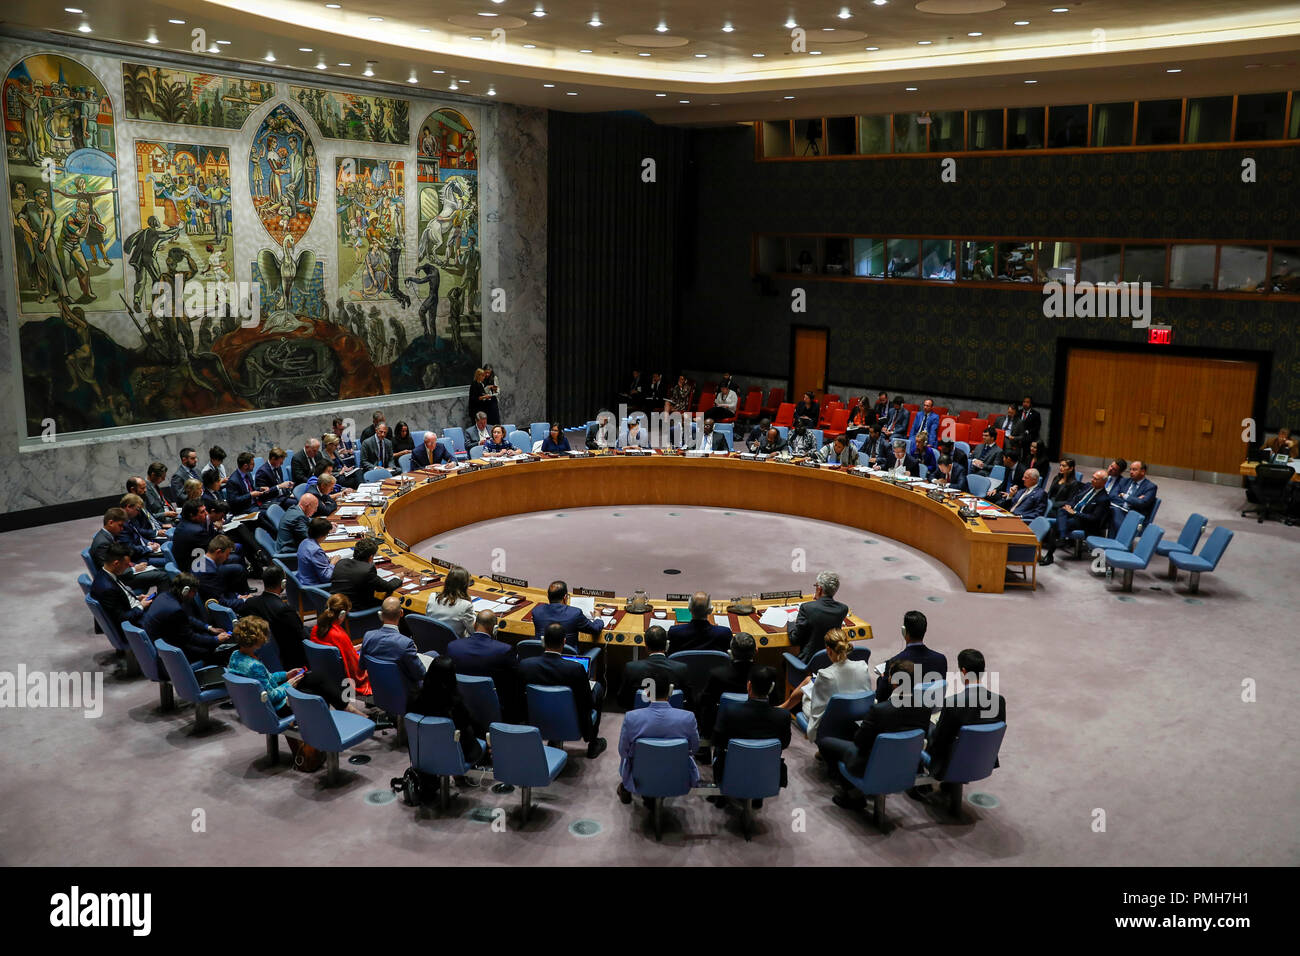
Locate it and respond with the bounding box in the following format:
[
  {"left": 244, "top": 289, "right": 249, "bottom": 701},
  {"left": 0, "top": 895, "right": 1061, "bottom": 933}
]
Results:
[
  {"left": 405, "top": 107, "right": 480, "bottom": 391},
  {"left": 336, "top": 156, "right": 405, "bottom": 303},
  {"left": 134, "top": 140, "right": 233, "bottom": 288},
  {"left": 122, "top": 63, "right": 274, "bottom": 129},
  {"left": 248, "top": 103, "right": 319, "bottom": 245},
  {"left": 5, "top": 46, "right": 487, "bottom": 438},
  {"left": 290, "top": 85, "right": 409, "bottom": 144},
  {"left": 4, "top": 53, "right": 124, "bottom": 315}
]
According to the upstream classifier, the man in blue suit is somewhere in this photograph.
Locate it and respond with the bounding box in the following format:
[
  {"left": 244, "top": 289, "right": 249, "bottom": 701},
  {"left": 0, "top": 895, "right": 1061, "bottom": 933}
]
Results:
[
  {"left": 411, "top": 431, "right": 455, "bottom": 469},
  {"left": 446, "top": 610, "right": 520, "bottom": 720},
  {"left": 141, "top": 573, "right": 232, "bottom": 666},
  {"left": 616, "top": 676, "right": 700, "bottom": 805},
  {"left": 532, "top": 580, "right": 605, "bottom": 643},
  {"left": 1102, "top": 458, "right": 1129, "bottom": 496},
  {"left": 91, "top": 543, "right": 155, "bottom": 628},
  {"left": 173, "top": 500, "right": 216, "bottom": 572},
  {"left": 1109, "top": 460, "right": 1158, "bottom": 534},
  {"left": 875, "top": 610, "right": 948, "bottom": 699},
  {"left": 907, "top": 398, "right": 940, "bottom": 444},
  {"left": 667, "top": 591, "right": 731, "bottom": 654},
  {"left": 994, "top": 468, "right": 1048, "bottom": 519},
  {"left": 361, "top": 597, "right": 427, "bottom": 697},
  {"left": 1039, "top": 470, "right": 1111, "bottom": 565},
  {"left": 194, "top": 534, "right": 249, "bottom": 609},
  {"left": 517, "top": 623, "right": 607, "bottom": 758},
  {"left": 255, "top": 448, "right": 295, "bottom": 509},
  {"left": 931, "top": 454, "right": 967, "bottom": 491},
  {"left": 880, "top": 397, "right": 909, "bottom": 442},
  {"left": 223, "top": 452, "right": 266, "bottom": 515},
  {"left": 274, "top": 494, "right": 317, "bottom": 554}
]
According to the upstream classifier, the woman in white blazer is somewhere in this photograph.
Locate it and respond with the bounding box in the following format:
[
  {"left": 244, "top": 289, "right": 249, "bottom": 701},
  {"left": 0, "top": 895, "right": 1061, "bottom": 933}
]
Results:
[
  {"left": 423, "top": 566, "right": 476, "bottom": 637},
  {"left": 784, "top": 629, "right": 873, "bottom": 743}
]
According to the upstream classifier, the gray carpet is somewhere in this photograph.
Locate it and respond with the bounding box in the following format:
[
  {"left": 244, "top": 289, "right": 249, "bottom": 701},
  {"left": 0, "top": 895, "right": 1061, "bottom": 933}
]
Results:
[{"left": 2, "top": 475, "right": 1297, "bottom": 865}]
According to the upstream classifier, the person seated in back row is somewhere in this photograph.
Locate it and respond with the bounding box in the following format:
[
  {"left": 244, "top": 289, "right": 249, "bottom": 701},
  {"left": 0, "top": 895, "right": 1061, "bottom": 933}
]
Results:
[
  {"left": 909, "top": 647, "right": 1007, "bottom": 801},
  {"left": 619, "top": 625, "right": 690, "bottom": 710},
  {"left": 517, "top": 622, "right": 607, "bottom": 759},
  {"left": 667, "top": 591, "right": 731, "bottom": 654},
  {"left": 709, "top": 665, "right": 790, "bottom": 808},
  {"left": 616, "top": 671, "right": 700, "bottom": 806}
]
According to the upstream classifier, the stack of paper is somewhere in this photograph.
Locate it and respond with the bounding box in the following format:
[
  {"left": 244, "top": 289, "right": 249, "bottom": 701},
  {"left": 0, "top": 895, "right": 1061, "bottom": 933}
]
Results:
[
  {"left": 376, "top": 568, "right": 401, "bottom": 582},
  {"left": 758, "top": 605, "right": 800, "bottom": 628},
  {"left": 569, "top": 595, "right": 596, "bottom": 616},
  {"left": 330, "top": 547, "right": 354, "bottom": 561},
  {"left": 336, "top": 506, "right": 365, "bottom": 517},
  {"left": 471, "top": 597, "right": 515, "bottom": 614}
]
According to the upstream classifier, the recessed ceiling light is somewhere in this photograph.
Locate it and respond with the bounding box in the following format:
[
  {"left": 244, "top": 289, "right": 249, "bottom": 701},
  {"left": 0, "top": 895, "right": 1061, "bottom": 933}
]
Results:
[
  {"left": 655, "top": 92, "right": 666, "bottom": 96},
  {"left": 470, "top": 36, "right": 485, "bottom": 41},
  {"left": 785, "top": 18, "right": 797, "bottom": 28},
  {"left": 838, "top": 8, "right": 852, "bottom": 19},
  {"left": 1024, "top": 78, "right": 1037, "bottom": 83},
  {"left": 1052, "top": 7, "right": 1068, "bottom": 12},
  {"left": 408, "top": 71, "right": 418, "bottom": 83},
  {"left": 369, "top": 17, "right": 383, "bottom": 23},
  {"left": 579, "top": 48, "right": 592, "bottom": 53},
  {"left": 168, "top": 18, "right": 186, "bottom": 24},
  {"left": 679, "top": 99, "right": 689, "bottom": 103},
  {"left": 478, "top": 11, "right": 498, "bottom": 16},
  {"left": 146, "top": 35, "right": 159, "bottom": 44},
  {"left": 905, "top": 86, "right": 917, "bottom": 91},
  {"left": 1166, "top": 68, "right": 1182, "bottom": 73},
  {"left": 872, "top": 0, "right": 887, "bottom": 5},
  {"left": 917, "top": 40, "right": 932, "bottom": 45},
  {"left": 638, "top": 52, "right": 651, "bottom": 56},
  {"left": 325, "top": 3, "right": 340, "bottom": 7},
  {"left": 432, "top": 68, "right": 445, "bottom": 73},
  {"left": 338, "top": 62, "right": 351, "bottom": 66},
  {"left": 566, "top": 90, "right": 578, "bottom": 95},
  {"left": 694, "top": 53, "right": 707, "bottom": 58},
  {"left": 866, "top": 45, "right": 879, "bottom": 50},
  {"left": 533, "top": 7, "right": 547, "bottom": 17},
  {"left": 217, "top": 39, "right": 231, "bottom": 45},
  {"left": 752, "top": 52, "right": 765, "bottom": 57},
  {"left": 299, "top": 47, "right": 313, "bottom": 52},
  {"left": 523, "top": 43, "right": 537, "bottom": 48},
  {"left": 264, "top": 52, "right": 276, "bottom": 61},
  {"left": 1014, "top": 20, "right": 1030, "bottom": 26},
  {"left": 968, "top": 32, "right": 982, "bottom": 37},
  {"left": 449, "top": 80, "right": 459, "bottom": 89},
  {"left": 809, "top": 51, "right": 823, "bottom": 56},
  {"left": 822, "top": 28, "right": 836, "bottom": 32},
  {"left": 656, "top": 23, "right": 668, "bottom": 33},
  {"left": 317, "top": 62, "right": 327, "bottom": 69},
  {"left": 722, "top": 22, "right": 734, "bottom": 33},
  {"left": 544, "top": 82, "right": 555, "bottom": 87},
  {"left": 419, "top": 27, "right": 431, "bottom": 32},
  {"left": 488, "top": 86, "right": 496, "bottom": 95},
  {"left": 77, "top": 22, "right": 91, "bottom": 32},
  {"left": 64, "top": 5, "right": 82, "bottom": 11},
  {"left": 588, "top": 15, "right": 602, "bottom": 27},
  {"left": 783, "top": 95, "right": 795, "bottom": 99},
  {"left": 363, "top": 62, "right": 374, "bottom": 76}
]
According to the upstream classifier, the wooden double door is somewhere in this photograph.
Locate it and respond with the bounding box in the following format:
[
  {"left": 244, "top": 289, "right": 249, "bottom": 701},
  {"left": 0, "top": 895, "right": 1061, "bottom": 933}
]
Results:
[{"left": 1060, "top": 348, "right": 1257, "bottom": 474}]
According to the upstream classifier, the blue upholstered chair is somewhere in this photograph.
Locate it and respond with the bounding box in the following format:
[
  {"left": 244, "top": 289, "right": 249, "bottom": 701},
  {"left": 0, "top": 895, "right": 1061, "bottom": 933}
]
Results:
[
  {"left": 806, "top": 690, "right": 876, "bottom": 741},
  {"left": 965, "top": 474, "right": 991, "bottom": 497},
  {"left": 1156, "top": 513, "right": 1207, "bottom": 577},
  {"left": 443, "top": 427, "right": 469, "bottom": 460},
  {"left": 1084, "top": 509, "right": 1141, "bottom": 556},
  {"left": 716, "top": 691, "right": 750, "bottom": 726},
  {"left": 223, "top": 671, "right": 297, "bottom": 765},
  {"left": 265, "top": 503, "right": 286, "bottom": 530},
  {"left": 631, "top": 737, "right": 694, "bottom": 840},
  {"left": 1168, "top": 526, "right": 1234, "bottom": 594},
  {"left": 405, "top": 614, "right": 458, "bottom": 655},
  {"left": 488, "top": 722, "right": 568, "bottom": 823},
  {"left": 667, "top": 649, "right": 730, "bottom": 699},
  {"left": 634, "top": 688, "right": 686, "bottom": 709},
  {"left": 362, "top": 656, "right": 410, "bottom": 745},
  {"left": 344, "top": 606, "right": 382, "bottom": 644},
  {"left": 363, "top": 467, "right": 392, "bottom": 482},
  {"left": 122, "top": 621, "right": 177, "bottom": 710},
  {"left": 205, "top": 600, "right": 237, "bottom": 632},
  {"left": 403, "top": 714, "right": 485, "bottom": 809},
  {"left": 529, "top": 422, "right": 550, "bottom": 445},
  {"left": 303, "top": 639, "right": 345, "bottom": 688},
  {"left": 525, "top": 684, "right": 596, "bottom": 749},
  {"left": 154, "top": 639, "right": 228, "bottom": 733},
  {"left": 921, "top": 721, "right": 1006, "bottom": 818},
  {"left": 509, "top": 432, "right": 532, "bottom": 453},
  {"left": 1103, "top": 524, "right": 1164, "bottom": 592},
  {"left": 285, "top": 685, "right": 376, "bottom": 785},
  {"left": 837, "top": 728, "right": 927, "bottom": 832},
  {"left": 299, "top": 585, "right": 330, "bottom": 618},
  {"left": 456, "top": 674, "right": 502, "bottom": 734},
  {"left": 719, "top": 738, "right": 783, "bottom": 840}
]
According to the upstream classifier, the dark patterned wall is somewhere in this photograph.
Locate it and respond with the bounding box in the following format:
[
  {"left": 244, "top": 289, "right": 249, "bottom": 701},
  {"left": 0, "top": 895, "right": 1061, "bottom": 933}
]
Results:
[{"left": 679, "top": 126, "right": 1300, "bottom": 429}]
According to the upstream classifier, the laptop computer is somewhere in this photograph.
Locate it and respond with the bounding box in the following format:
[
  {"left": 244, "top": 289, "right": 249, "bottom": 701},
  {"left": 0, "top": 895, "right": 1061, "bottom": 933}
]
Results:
[{"left": 562, "top": 655, "right": 591, "bottom": 674}]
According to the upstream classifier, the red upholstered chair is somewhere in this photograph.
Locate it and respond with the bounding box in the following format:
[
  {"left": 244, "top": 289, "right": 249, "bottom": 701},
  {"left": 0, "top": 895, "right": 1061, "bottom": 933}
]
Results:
[
  {"left": 823, "top": 408, "right": 851, "bottom": 440},
  {"left": 950, "top": 422, "right": 969, "bottom": 444},
  {"left": 773, "top": 403, "right": 796, "bottom": 428},
  {"left": 932, "top": 406, "right": 948, "bottom": 416},
  {"left": 996, "top": 428, "right": 1006, "bottom": 447},
  {"left": 696, "top": 390, "right": 715, "bottom": 413},
  {"left": 817, "top": 402, "right": 841, "bottom": 429},
  {"left": 760, "top": 387, "right": 786, "bottom": 418},
  {"left": 736, "top": 390, "right": 762, "bottom": 425},
  {"left": 957, "top": 410, "right": 977, "bottom": 422},
  {"left": 904, "top": 404, "right": 919, "bottom": 413},
  {"left": 822, "top": 394, "right": 841, "bottom": 407},
  {"left": 846, "top": 396, "right": 863, "bottom": 412}
]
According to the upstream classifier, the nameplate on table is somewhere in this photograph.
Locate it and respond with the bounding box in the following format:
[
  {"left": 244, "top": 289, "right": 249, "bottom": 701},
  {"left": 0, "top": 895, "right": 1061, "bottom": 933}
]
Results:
[
  {"left": 423, "top": 473, "right": 450, "bottom": 484},
  {"left": 491, "top": 573, "right": 529, "bottom": 588},
  {"left": 760, "top": 589, "right": 803, "bottom": 601},
  {"left": 574, "top": 587, "right": 615, "bottom": 598},
  {"left": 428, "top": 556, "right": 453, "bottom": 570},
  {"left": 665, "top": 592, "right": 692, "bottom": 601},
  {"left": 482, "top": 460, "right": 505, "bottom": 468},
  {"left": 392, "top": 538, "right": 409, "bottom": 551},
  {"left": 797, "top": 460, "right": 821, "bottom": 469}
]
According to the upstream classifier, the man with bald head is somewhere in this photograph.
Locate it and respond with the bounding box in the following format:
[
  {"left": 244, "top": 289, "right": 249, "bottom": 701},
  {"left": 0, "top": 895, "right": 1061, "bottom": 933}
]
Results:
[
  {"left": 1039, "top": 469, "right": 1112, "bottom": 565},
  {"left": 274, "top": 491, "right": 317, "bottom": 553},
  {"left": 361, "top": 595, "right": 427, "bottom": 696},
  {"left": 291, "top": 438, "right": 323, "bottom": 486},
  {"left": 667, "top": 591, "right": 731, "bottom": 654},
  {"left": 411, "top": 429, "right": 454, "bottom": 468}
]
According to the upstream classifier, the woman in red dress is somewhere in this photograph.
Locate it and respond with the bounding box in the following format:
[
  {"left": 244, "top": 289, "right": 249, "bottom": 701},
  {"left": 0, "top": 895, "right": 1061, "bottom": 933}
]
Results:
[{"left": 309, "top": 593, "right": 371, "bottom": 697}]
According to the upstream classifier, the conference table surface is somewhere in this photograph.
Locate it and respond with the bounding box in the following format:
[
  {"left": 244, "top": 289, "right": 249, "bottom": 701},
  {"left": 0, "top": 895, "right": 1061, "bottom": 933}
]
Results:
[
  {"left": 317, "top": 451, "right": 1035, "bottom": 661},
  {"left": 1239, "top": 460, "right": 1300, "bottom": 481}
]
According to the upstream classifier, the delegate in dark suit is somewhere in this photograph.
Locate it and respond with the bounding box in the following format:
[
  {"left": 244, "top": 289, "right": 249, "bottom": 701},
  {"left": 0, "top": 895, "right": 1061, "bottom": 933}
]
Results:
[
  {"left": 274, "top": 505, "right": 310, "bottom": 553},
  {"left": 143, "top": 482, "right": 172, "bottom": 521},
  {"left": 699, "top": 430, "right": 729, "bottom": 452},
  {"left": 169, "top": 463, "right": 202, "bottom": 501},
  {"left": 712, "top": 697, "right": 792, "bottom": 784},
  {"left": 1053, "top": 484, "right": 1111, "bottom": 543},
  {"left": 91, "top": 568, "right": 148, "bottom": 627},
  {"left": 517, "top": 653, "right": 602, "bottom": 742},
  {"left": 90, "top": 528, "right": 168, "bottom": 589},
  {"left": 696, "top": 659, "right": 784, "bottom": 737},
  {"left": 619, "top": 655, "right": 691, "bottom": 710},
  {"left": 875, "top": 644, "right": 948, "bottom": 699},
  {"left": 254, "top": 463, "right": 291, "bottom": 507},
  {"left": 142, "top": 591, "right": 223, "bottom": 665},
  {"left": 840, "top": 697, "right": 933, "bottom": 781},
  {"left": 930, "top": 460, "right": 967, "bottom": 490},
  {"left": 330, "top": 557, "right": 399, "bottom": 611},
  {"left": 1004, "top": 485, "right": 1048, "bottom": 519},
  {"left": 885, "top": 452, "right": 920, "bottom": 477},
  {"left": 1109, "top": 475, "right": 1158, "bottom": 534},
  {"left": 172, "top": 518, "right": 214, "bottom": 571},
  {"left": 290, "top": 450, "right": 322, "bottom": 486},
  {"left": 788, "top": 595, "right": 849, "bottom": 664},
  {"left": 238, "top": 590, "right": 308, "bottom": 670},
  {"left": 968, "top": 440, "right": 1002, "bottom": 475},
  {"left": 531, "top": 603, "right": 604, "bottom": 642},
  {"left": 927, "top": 686, "right": 1006, "bottom": 780},
  {"left": 223, "top": 469, "right": 258, "bottom": 515},
  {"left": 360, "top": 434, "right": 395, "bottom": 470},
  {"left": 666, "top": 618, "right": 731, "bottom": 655},
  {"left": 411, "top": 441, "right": 454, "bottom": 468},
  {"left": 445, "top": 632, "right": 519, "bottom": 720}
]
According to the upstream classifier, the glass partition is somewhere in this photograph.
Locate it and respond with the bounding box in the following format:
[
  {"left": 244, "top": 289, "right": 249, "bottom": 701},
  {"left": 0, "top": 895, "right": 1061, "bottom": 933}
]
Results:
[
  {"left": 1080, "top": 243, "right": 1124, "bottom": 284},
  {"left": 1216, "top": 245, "right": 1269, "bottom": 292},
  {"left": 1234, "top": 91, "right": 1287, "bottom": 140},
  {"left": 1136, "top": 99, "right": 1182, "bottom": 145},
  {"left": 1169, "top": 244, "right": 1217, "bottom": 290},
  {"left": 853, "top": 237, "right": 886, "bottom": 277},
  {"left": 791, "top": 237, "right": 821, "bottom": 274},
  {"left": 794, "top": 118, "right": 824, "bottom": 157},
  {"left": 892, "top": 113, "right": 928, "bottom": 153},
  {"left": 968, "top": 109, "right": 1004, "bottom": 150},
  {"left": 1270, "top": 246, "right": 1300, "bottom": 293},
  {"left": 1038, "top": 242, "right": 1079, "bottom": 282},
  {"left": 1048, "top": 104, "right": 1089, "bottom": 147},
  {"left": 1185, "top": 96, "right": 1233, "bottom": 144},
  {"left": 1007, "top": 107, "right": 1045, "bottom": 149},
  {"left": 757, "top": 236, "right": 789, "bottom": 274},
  {"left": 761, "top": 120, "right": 793, "bottom": 158},
  {"left": 1093, "top": 102, "right": 1134, "bottom": 147},
  {"left": 825, "top": 116, "right": 856, "bottom": 155},
  {"left": 824, "top": 236, "right": 851, "bottom": 275},
  {"left": 1122, "top": 245, "right": 1167, "bottom": 287},
  {"left": 961, "top": 240, "right": 996, "bottom": 280},
  {"left": 857, "top": 115, "right": 890, "bottom": 154},
  {"left": 886, "top": 238, "right": 921, "bottom": 277},
  {"left": 1290, "top": 93, "right": 1300, "bottom": 139},
  {"left": 997, "top": 241, "right": 1037, "bottom": 281},
  {"left": 929, "top": 111, "right": 964, "bottom": 152},
  {"left": 921, "top": 239, "right": 958, "bottom": 279}
]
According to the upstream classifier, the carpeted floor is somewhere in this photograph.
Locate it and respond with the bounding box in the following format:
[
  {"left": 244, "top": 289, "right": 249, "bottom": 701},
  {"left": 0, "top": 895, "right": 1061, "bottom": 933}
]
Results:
[{"left": 2, "top": 475, "right": 1297, "bottom": 866}]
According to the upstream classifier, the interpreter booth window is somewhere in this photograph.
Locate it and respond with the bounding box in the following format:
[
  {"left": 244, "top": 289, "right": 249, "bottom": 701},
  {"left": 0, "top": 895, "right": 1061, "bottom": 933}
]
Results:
[
  {"left": 1270, "top": 247, "right": 1300, "bottom": 294},
  {"left": 1037, "top": 242, "right": 1080, "bottom": 282},
  {"left": 757, "top": 236, "right": 789, "bottom": 275},
  {"left": 792, "top": 237, "right": 822, "bottom": 274},
  {"left": 854, "top": 238, "right": 887, "bottom": 278},
  {"left": 1122, "top": 245, "right": 1168, "bottom": 287},
  {"left": 1006, "top": 107, "right": 1045, "bottom": 149},
  {"left": 1290, "top": 93, "right": 1300, "bottom": 139},
  {"left": 960, "top": 240, "right": 996, "bottom": 280},
  {"left": 929, "top": 111, "right": 964, "bottom": 152},
  {"left": 857, "top": 114, "right": 890, "bottom": 154},
  {"left": 1048, "top": 104, "right": 1088, "bottom": 148},
  {"left": 823, "top": 237, "right": 851, "bottom": 275},
  {"left": 1136, "top": 98, "right": 1182, "bottom": 145},
  {"left": 794, "top": 119, "right": 824, "bottom": 157},
  {"left": 1216, "top": 245, "right": 1269, "bottom": 292},
  {"left": 1169, "top": 245, "right": 1217, "bottom": 291},
  {"left": 1079, "top": 243, "right": 1124, "bottom": 284},
  {"left": 824, "top": 117, "right": 856, "bottom": 155},
  {"left": 761, "top": 120, "right": 793, "bottom": 158},
  {"left": 893, "top": 112, "right": 928, "bottom": 153},
  {"left": 921, "top": 239, "right": 957, "bottom": 280},
  {"left": 1092, "top": 102, "right": 1134, "bottom": 147},
  {"left": 1185, "top": 96, "right": 1233, "bottom": 144},
  {"left": 968, "top": 109, "right": 1004, "bottom": 150},
  {"left": 886, "top": 238, "right": 920, "bottom": 277},
  {"left": 1234, "top": 92, "right": 1287, "bottom": 141},
  {"left": 997, "top": 241, "right": 1036, "bottom": 281}
]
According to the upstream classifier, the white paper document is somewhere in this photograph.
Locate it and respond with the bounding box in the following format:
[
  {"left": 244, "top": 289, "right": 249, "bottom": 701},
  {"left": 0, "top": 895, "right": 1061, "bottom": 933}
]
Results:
[
  {"left": 376, "top": 568, "right": 401, "bottom": 582},
  {"left": 335, "top": 506, "right": 365, "bottom": 517},
  {"left": 330, "top": 548, "right": 354, "bottom": 561},
  {"left": 569, "top": 595, "right": 596, "bottom": 616},
  {"left": 758, "top": 605, "right": 800, "bottom": 628},
  {"left": 713, "top": 614, "right": 731, "bottom": 626}
]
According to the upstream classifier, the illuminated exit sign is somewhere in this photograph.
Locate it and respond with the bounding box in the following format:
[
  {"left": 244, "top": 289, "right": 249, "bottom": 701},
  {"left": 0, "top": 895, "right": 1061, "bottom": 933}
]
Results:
[{"left": 1148, "top": 325, "right": 1173, "bottom": 345}]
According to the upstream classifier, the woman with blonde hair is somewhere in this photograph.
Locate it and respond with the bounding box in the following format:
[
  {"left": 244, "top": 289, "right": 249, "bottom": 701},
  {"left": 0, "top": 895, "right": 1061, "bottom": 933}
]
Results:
[
  {"left": 227, "top": 615, "right": 367, "bottom": 715},
  {"left": 779, "top": 628, "right": 872, "bottom": 742},
  {"left": 309, "top": 593, "right": 371, "bottom": 696}
]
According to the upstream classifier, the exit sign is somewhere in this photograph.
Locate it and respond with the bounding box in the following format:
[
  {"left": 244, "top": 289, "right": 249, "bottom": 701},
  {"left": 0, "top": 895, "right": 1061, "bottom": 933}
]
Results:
[{"left": 1148, "top": 326, "right": 1173, "bottom": 345}]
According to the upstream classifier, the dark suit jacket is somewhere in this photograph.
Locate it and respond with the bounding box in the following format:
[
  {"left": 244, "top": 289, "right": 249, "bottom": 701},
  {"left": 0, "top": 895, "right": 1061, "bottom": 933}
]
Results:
[
  {"left": 643, "top": 379, "right": 666, "bottom": 404},
  {"left": 887, "top": 453, "right": 920, "bottom": 477},
  {"left": 330, "top": 557, "right": 399, "bottom": 611},
  {"left": 931, "top": 462, "right": 967, "bottom": 490},
  {"left": 360, "top": 434, "right": 395, "bottom": 470},
  {"left": 143, "top": 481, "right": 172, "bottom": 520},
  {"left": 666, "top": 618, "right": 731, "bottom": 655},
  {"left": 712, "top": 697, "right": 792, "bottom": 783},
  {"left": 274, "top": 506, "right": 310, "bottom": 553},
  {"left": 847, "top": 698, "right": 933, "bottom": 776},
  {"left": 517, "top": 652, "right": 598, "bottom": 741},
  {"left": 969, "top": 442, "right": 1002, "bottom": 474},
  {"left": 700, "top": 430, "right": 729, "bottom": 451},
  {"left": 412, "top": 442, "right": 454, "bottom": 468},
  {"left": 619, "top": 654, "right": 691, "bottom": 709},
  {"left": 927, "top": 686, "right": 1006, "bottom": 779},
  {"left": 170, "top": 464, "right": 202, "bottom": 501},
  {"left": 875, "top": 643, "right": 949, "bottom": 699},
  {"left": 172, "top": 519, "right": 214, "bottom": 571},
  {"left": 1064, "top": 485, "right": 1112, "bottom": 535},
  {"left": 531, "top": 602, "right": 603, "bottom": 641},
  {"left": 223, "top": 469, "right": 258, "bottom": 514},
  {"left": 696, "top": 659, "right": 783, "bottom": 736},
  {"left": 995, "top": 462, "right": 1025, "bottom": 492},
  {"left": 1114, "top": 477, "right": 1158, "bottom": 516},
  {"left": 1014, "top": 407, "right": 1041, "bottom": 442},
  {"left": 141, "top": 591, "right": 217, "bottom": 663},
  {"left": 1006, "top": 485, "right": 1048, "bottom": 519},
  {"left": 238, "top": 590, "right": 308, "bottom": 670},
  {"left": 290, "top": 450, "right": 323, "bottom": 486},
  {"left": 91, "top": 568, "right": 147, "bottom": 627},
  {"left": 89, "top": 527, "right": 116, "bottom": 571},
  {"left": 445, "top": 633, "right": 515, "bottom": 679},
  {"left": 788, "top": 595, "right": 849, "bottom": 664},
  {"left": 254, "top": 463, "right": 290, "bottom": 507}
]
